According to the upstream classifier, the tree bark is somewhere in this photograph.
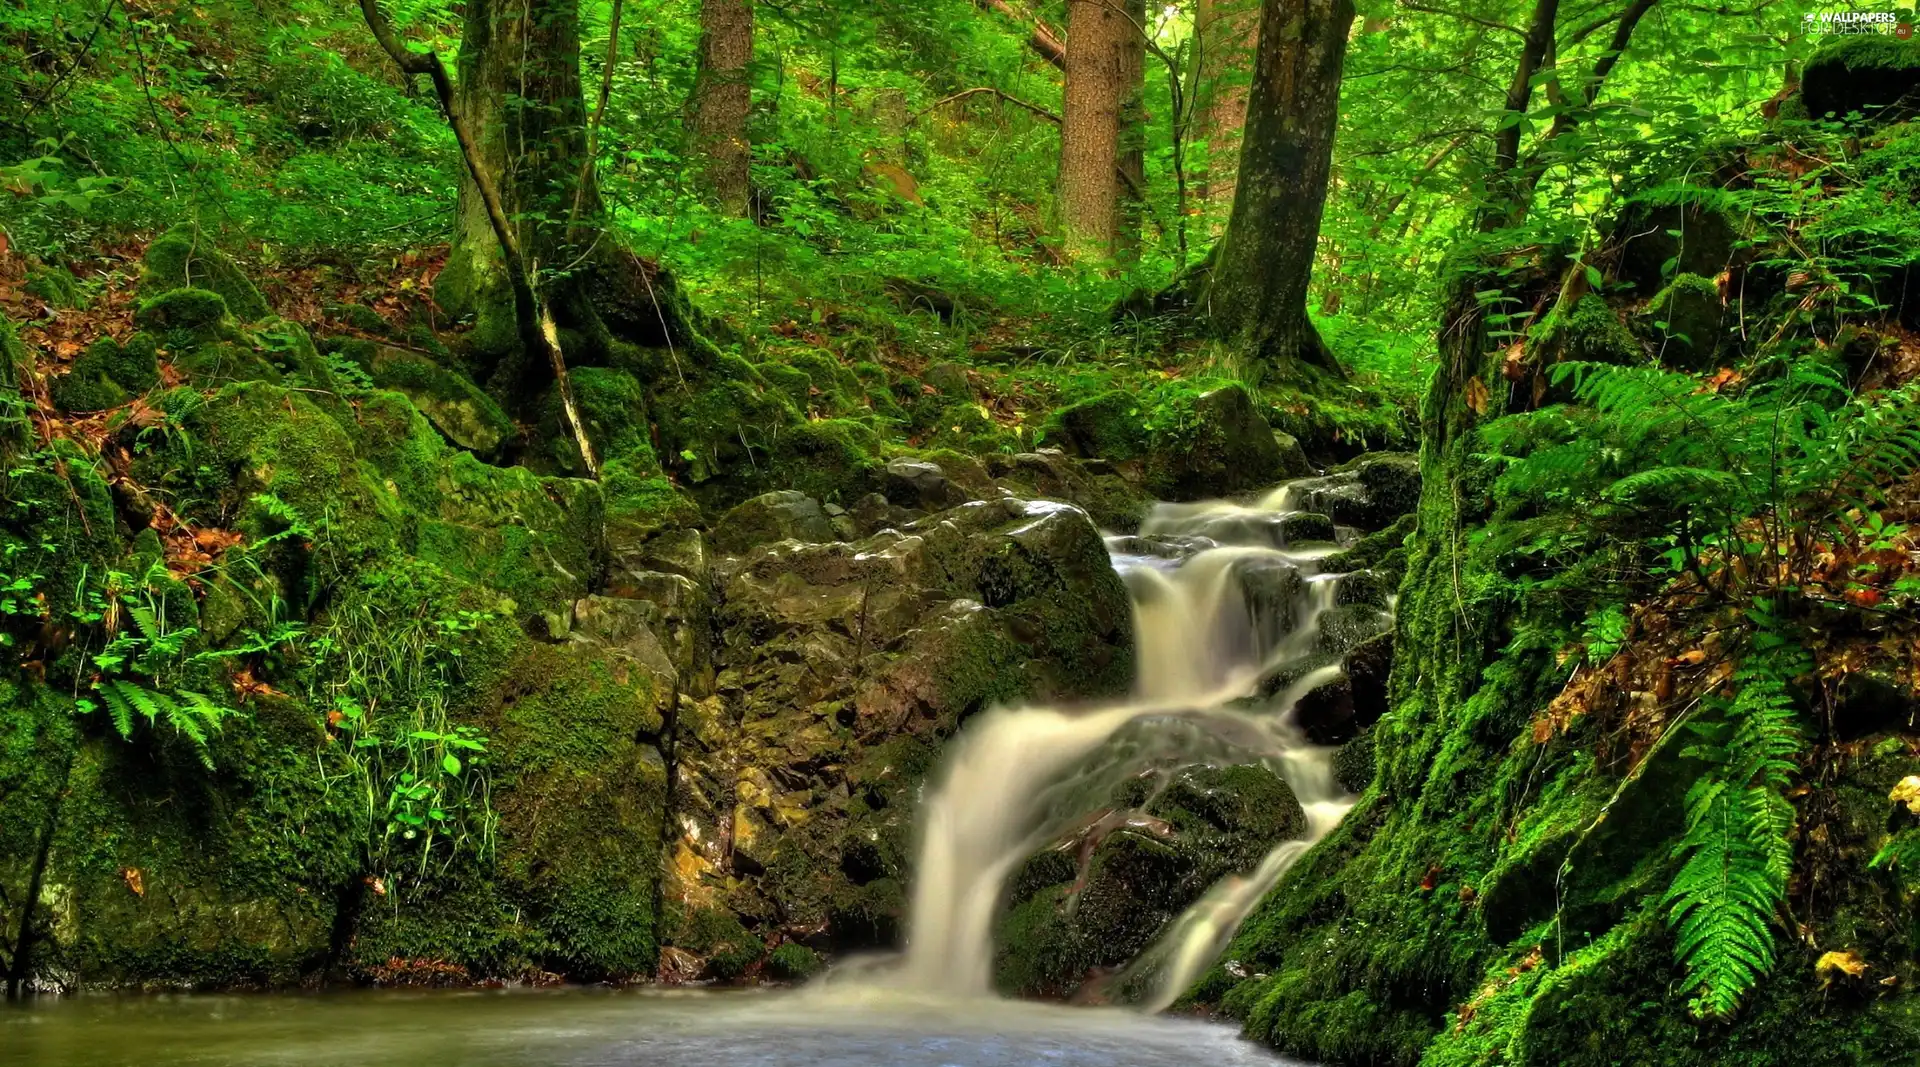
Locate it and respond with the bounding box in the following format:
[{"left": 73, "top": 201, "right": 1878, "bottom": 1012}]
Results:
[
  {"left": 1114, "top": 0, "right": 1147, "bottom": 264},
  {"left": 690, "top": 0, "right": 754, "bottom": 217},
  {"left": 435, "top": 0, "right": 598, "bottom": 327},
  {"left": 1199, "top": 0, "right": 1355, "bottom": 378},
  {"left": 1194, "top": 0, "right": 1259, "bottom": 233},
  {"left": 1059, "top": 0, "right": 1129, "bottom": 260}
]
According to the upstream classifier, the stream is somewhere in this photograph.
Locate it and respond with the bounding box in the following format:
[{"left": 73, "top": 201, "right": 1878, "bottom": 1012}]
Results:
[{"left": 2, "top": 483, "right": 1368, "bottom": 1066}]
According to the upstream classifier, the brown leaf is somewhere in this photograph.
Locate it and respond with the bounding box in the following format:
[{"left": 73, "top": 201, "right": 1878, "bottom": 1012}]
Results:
[
  {"left": 1890, "top": 776, "right": 1920, "bottom": 815},
  {"left": 1500, "top": 342, "right": 1527, "bottom": 382},
  {"left": 1816, "top": 950, "right": 1867, "bottom": 985},
  {"left": 122, "top": 867, "right": 145, "bottom": 896},
  {"left": 1464, "top": 375, "right": 1490, "bottom": 415}
]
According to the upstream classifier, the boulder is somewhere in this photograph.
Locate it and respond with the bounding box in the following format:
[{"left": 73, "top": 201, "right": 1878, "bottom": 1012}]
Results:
[
  {"left": 666, "top": 496, "right": 1135, "bottom": 961},
  {"left": 1803, "top": 35, "right": 1920, "bottom": 123},
  {"left": 884, "top": 457, "right": 973, "bottom": 511},
  {"left": 366, "top": 345, "right": 512, "bottom": 458},
  {"left": 1344, "top": 631, "right": 1394, "bottom": 734},
  {"left": 1148, "top": 385, "right": 1286, "bottom": 501},
  {"left": 138, "top": 225, "right": 272, "bottom": 322},
  {"left": 711, "top": 490, "right": 838, "bottom": 554}
]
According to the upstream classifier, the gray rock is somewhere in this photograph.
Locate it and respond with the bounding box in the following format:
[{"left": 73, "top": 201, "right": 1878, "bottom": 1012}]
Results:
[
  {"left": 1317, "top": 603, "right": 1393, "bottom": 657},
  {"left": 711, "top": 490, "right": 838, "bottom": 553},
  {"left": 1273, "top": 430, "right": 1313, "bottom": 479},
  {"left": 923, "top": 361, "right": 973, "bottom": 398},
  {"left": 884, "top": 457, "right": 973, "bottom": 511}
]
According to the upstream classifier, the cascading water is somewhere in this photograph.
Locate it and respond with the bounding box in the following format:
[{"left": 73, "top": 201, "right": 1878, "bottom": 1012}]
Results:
[{"left": 896, "top": 480, "right": 1382, "bottom": 1007}]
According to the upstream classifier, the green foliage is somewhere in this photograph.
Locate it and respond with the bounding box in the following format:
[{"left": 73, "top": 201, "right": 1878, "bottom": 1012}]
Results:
[
  {"left": 1663, "top": 648, "right": 1803, "bottom": 1019},
  {"left": 73, "top": 561, "right": 234, "bottom": 767}
]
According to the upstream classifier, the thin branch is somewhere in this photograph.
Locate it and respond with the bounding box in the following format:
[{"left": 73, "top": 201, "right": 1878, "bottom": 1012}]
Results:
[
  {"left": 570, "top": 0, "right": 626, "bottom": 238},
  {"left": 909, "top": 87, "right": 1060, "bottom": 125},
  {"left": 1399, "top": 0, "right": 1527, "bottom": 37}
]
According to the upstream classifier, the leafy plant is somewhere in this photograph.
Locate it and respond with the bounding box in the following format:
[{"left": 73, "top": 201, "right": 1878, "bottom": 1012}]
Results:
[{"left": 75, "top": 561, "right": 232, "bottom": 767}]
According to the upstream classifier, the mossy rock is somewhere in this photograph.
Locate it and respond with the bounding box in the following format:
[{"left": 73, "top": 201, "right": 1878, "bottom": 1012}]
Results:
[
  {"left": 1532, "top": 294, "right": 1643, "bottom": 369},
  {"left": 1642, "top": 272, "right": 1730, "bottom": 372},
  {"left": 1045, "top": 390, "right": 1150, "bottom": 461},
  {"left": 52, "top": 336, "right": 158, "bottom": 413},
  {"left": 135, "top": 287, "right": 231, "bottom": 335},
  {"left": 1608, "top": 190, "right": 1741, "bottom": 295},
  {"left": 368, "top": 345, "right": 513, "bottom": 458},
  {"left": 768, "top": 942, "right": 822, "bottom": 981},
  {"left": 139, "top": 225, "right": 271, "bottom": 322},
  {"left": 26, "top": 264, "right": 83, "bottom": 309},
  {"left": 1803, "top": 34, "right": 1920, "bottom": 124},
  {"left": 673, "top": 906, "right": 766, "bottom": 980}
]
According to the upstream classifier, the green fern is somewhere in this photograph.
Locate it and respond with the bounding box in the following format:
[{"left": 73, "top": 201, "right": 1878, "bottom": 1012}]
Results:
[{"left": 1663, "top": 651, "right": 1803, "bottom": 1019}]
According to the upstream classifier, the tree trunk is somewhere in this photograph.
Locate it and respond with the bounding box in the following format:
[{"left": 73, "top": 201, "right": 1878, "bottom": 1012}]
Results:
[
  {"left": 1200, "top": 0, "right": 1354, "bottom": 378},
  {"left": 436, "top": 0, "right": 597, "bottom": 330},
  {"left": 1058, "top": 0, "right": 1128, "bottom": 260},
  {"left": 1195, "top": 0, "right": 1258, "bottom": 234},
  {"left": 690, "top": 0, "right": 754, "bottom": 217},
  {"left": 1114, "top": 0, "right": 1148, "bottom": 264}
]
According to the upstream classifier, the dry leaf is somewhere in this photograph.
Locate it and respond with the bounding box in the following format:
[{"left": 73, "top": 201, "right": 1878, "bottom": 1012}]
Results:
[
  {"left": 1890, "top": 776, "right": 1920, "bottom": 815},
  {"left": 1464, "top": 375, "right": 1490, "bottom": 415},
  {"left": 122, "top": 867, "right": 145, "bottom": 896},
  {"left": 1816, "top": 950, "right": 1867, "bottom": 985}
]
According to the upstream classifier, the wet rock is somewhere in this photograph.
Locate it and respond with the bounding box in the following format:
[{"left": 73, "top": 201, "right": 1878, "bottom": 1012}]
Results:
[
  {"left": 570, "top": 594, "right": 681, "bottom": 690},
  {"left": 1286, "top": 453, "right": 1420, "bottom": 532},
  {"left": 670, "top": 497, "right": 1135, "bottom": 956},
  {"left": 1235, "top": 556, "right": 1304, "bottom": 652},
  {"left": 1273, "top": 430, "right": 1313, "bottom": 479},
  {"left": 1335, "top": 569, "right": 1393, "bottom": 609},
  {"left": 1293, "top": 671, "right": 1357, "bottom": 746},
  {"left": 985, "top": 449, "right": 1148, "bottom": 532},
  {"left": 1343, "top": 631, "right": 1395, "bottom": 733},
  {"left": 711, "top": 490, "right": 838, "bottom": 553},
  {"left": 626, "top": 528, "right": 709, "bottom": 584},
  {"left": 995, "top": 763, "right": 1304, "bottom": 998},
  {"left": 1278, "top": 512, "right": 1336, "bottom": 546},
  {"left": 1148, "top": 385, "right": 1286, "bottom": 501},
  {"left": 1333, "top": 732, "right": 1375, "bottom": 794},
  {"left": 923, "top": 361, "right": 974, "bottom": 398},
  {"left": 884, "top": 457, "right": 973, "bottom": 511},
  {"left": 1317, "top": 604, "right": 1392, "bottom": 657}
]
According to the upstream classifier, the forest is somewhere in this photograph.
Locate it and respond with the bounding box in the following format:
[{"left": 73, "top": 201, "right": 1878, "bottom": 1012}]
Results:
[{"left": 2, "top": 0, "right": 1919, "bottom": 1065}]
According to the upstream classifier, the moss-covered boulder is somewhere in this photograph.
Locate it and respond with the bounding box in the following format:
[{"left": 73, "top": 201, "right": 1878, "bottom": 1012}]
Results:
[
  {"left": 1803, "top": 34, "right": 1920, "bottom": 124},
  {"left": 138, "top": 225, "right": 272, "bottom": 322},
  {"left": 1642, "top": 272, "right": 1731, "bottom": 372},
  {"left": 51, "top": 335, "right": 158, "bottom": 413},
  {"left": 365, "top": 344, "right": 513, "bottom": 458}
]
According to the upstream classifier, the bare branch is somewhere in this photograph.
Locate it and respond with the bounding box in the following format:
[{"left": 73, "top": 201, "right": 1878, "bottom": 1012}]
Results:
[
  {"left": 1399, "top": 0, "right": 1527, "bottom": 37},
  {"left": 909, "top": 86, "right": 1061, "bottom": 125},
  {"left": 978, "top": 0, "right": 1066, "bottom": 69}
]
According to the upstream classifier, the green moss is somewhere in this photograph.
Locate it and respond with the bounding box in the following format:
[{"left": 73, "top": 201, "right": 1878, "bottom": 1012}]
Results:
[
  {"left": 139, "top": 225, "right": 272, "bottom": 322},
  {"left": 766, "top": 418, "right": 886, "bottom": 505},
  {"left": 26, "top": 264, "right": 83, "bottom": 309},
  {"left": 368, "top": 347, "right": 513, "bottom": 458},
  {"left": 547, "top": 366, "right": 653, "bottom": 476},
  {"left": 1804, "top": 34, "right": 1920, "bottom": 122},
  {"left": 1044, "top": 390, "right": 1149, "bottom": 460},
  {"left": 135, "top": 287, "right": 230, "bottom": 334},
  {"left": 1643, "top": 272, "right": 1729, "bottom": 371},
  {"left": 602, "top": 458, "right": 701, "bottom": 548},
  {"left": 674, "top": 906, "right": 766, "bottom": 981},
  {"left": 1532, "top": 294, "right": 1642, "bottom": 368},
  {"left": 768, "top": 942, "right": 822, "bottom": 980}
]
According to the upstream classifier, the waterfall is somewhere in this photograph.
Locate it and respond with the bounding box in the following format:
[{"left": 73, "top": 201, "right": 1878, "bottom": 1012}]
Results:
[{"left": 895, "top": 485, "right": 1373, "bottom": 1007}]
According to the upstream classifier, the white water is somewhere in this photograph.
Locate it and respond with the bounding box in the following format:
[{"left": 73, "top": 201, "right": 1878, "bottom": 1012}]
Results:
[{"left": 897, "top": 486, "right": 1374, "bottom": 1007}]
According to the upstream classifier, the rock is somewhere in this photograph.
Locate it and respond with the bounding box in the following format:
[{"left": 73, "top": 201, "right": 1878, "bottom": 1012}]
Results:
[
  {"left": 135, "top": 287, "right": 230, "bottom": 333},
  {"left": 711, "top": 490, "right": 838, "bottom": 553},
  {"left": 139, "top": 224, "right": 272, "bottom": 322},
  {"left": 1318, "top": 603, "right": 1392, "bottom": 657},
  {"left": 1333, "top": 732, "right": 1375, "bottom": 794},
  {"left": 1355, "top": 453, "right": 1420, "bottom": 521},
  {"left": 923, "top": 361, "right": 973, "bottom": 398},
  {"left": 1642, "top": 273, "right": 1730, "bottom": 372},
  {"left": 623, "top": 527, "right": 709, "bottom": 584},
  {"left": 51, "top": 335, "right": 158, "bottom": 413},
  {"left": 1292, "top": 670, "right": 1357, "bottom": 746},
  {"left": 995, "top": 763, "right": 1304, "bottom": 997},
  {"left": 1335, "top": 569, "right": 1393, "bottom": 609},
  {"left": 1278, "top": 511, "right": 1336, "bottom": 545},
  {"left": 848, "top": 490, "right": 918, "bottom": 536},
  {"left": 1343, "top": 631, "right": 1394, "bottom": 732},
  {"left": 671, "top": 496, "right": 1134, "bottom": 955},
  {"left": 571, "top": 594, "right": 681, "bottom": 688},
  {"left": 884, "top": 457, "right": 973, "bottom": 511},
  {"left": 368, "top": 346, "right": 513, "bottom": 458},
  {"left": 1236, "top": 556, "right": 1304, "bottom": 654},
  {"left": 1830, "top": 668, "right": 1920, "bottom": 741},
  {"left": 984, "top": 450, "right": 1148, "bottom": 531},
  {"left": 1149, "top": 385, "right": 1286, "bottom": 501},
  {"left": 1273, "top": 430, "right": 1312, "bottom": 479},
  {"left": 1802, "top": 35, "right": 1920, "bottom": 123}
]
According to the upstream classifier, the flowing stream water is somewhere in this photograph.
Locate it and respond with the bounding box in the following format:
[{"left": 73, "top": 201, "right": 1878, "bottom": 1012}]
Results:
[
  {"left": 0, "top": 484, "right": 1360, "bottom": 1067},
  {"left": 899, "top": 482, "right": 1373, "bottom": 1009}
]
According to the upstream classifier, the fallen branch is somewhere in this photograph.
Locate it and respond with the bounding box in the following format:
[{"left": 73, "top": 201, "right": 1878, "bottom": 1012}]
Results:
[
  {"left": 978, "top": 0, "right": 1067, "bottom": 69},
  {"left": 358, "top": 0, "right": 598, "bottom": 479}
]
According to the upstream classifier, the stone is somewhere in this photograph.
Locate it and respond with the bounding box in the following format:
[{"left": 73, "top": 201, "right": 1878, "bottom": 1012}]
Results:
[
  {"left": 922, "top": 361, "right": 973, "bottom": 398},
  {"left": 138, "top": 224, "right": 272, "bottom": 322},
  {"left": 711, "top": 490, "right": 838, "bottom": 554},
  {"left": 1335, "top": 569, "right": 1393, "bottom": 609},
  {"left": 1317, "top": 603, "right": 1392, "bottom": 657},
  {"left": 1292, "top": 670, "right": 1358, "bottom": 746},
  {"left": 1803, "top": 34, "right": 1920, "bottom": 123},
  {"left": 368, "top": 346, "right": 513, "bottom": 458},
  {"left": 884, "top": 457, "right": 973, "bottom": 511},
  {"left": 1273, "top": 430, "right": 1313, "bottom": 479},
  {"left": 1344, "top": 631, "right": 1394, "bottom": 733},
  {"left": 1147, "top": 385, "right": 1286, "bottom": 501}
]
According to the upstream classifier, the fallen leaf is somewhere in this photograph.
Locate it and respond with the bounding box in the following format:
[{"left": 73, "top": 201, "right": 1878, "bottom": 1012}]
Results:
[
  {"left": 1816, "top": 949, "right": 1867, "bottom": 985},
  {"left": 1464, "top": 375, "right": 1490, "bottom": 415},
  {"left": 122, "top": 867, "right": 145, "bottom": 896},
  {"left": 1890, "top": 776, "right": 1920, "bottom": 815}
]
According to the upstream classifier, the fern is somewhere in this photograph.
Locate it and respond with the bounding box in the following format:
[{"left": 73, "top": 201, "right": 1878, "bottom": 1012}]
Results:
[{"left": 1663, "top": 651, "right": 1803, "bottom": 1019}]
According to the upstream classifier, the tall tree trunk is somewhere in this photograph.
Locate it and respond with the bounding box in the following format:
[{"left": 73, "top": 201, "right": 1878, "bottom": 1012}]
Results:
[
  {"left": 1058, "top": 0, "right": 1128, "bottom": 260},
  {"left": 1194, "top": 0, "right": 1258, "bottom": 234},
  {"left": 1199, "top": 0, "right": 1354, "bottom": 378},
  {"left": 1114, "top": 0, "right": 1148, "bottom": 264},
  {"left": 436, "top": 0, "right": 597, "bottom": 330},
  {"left": 690, "top": 0, "right": 754, "bottom": 216}
]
